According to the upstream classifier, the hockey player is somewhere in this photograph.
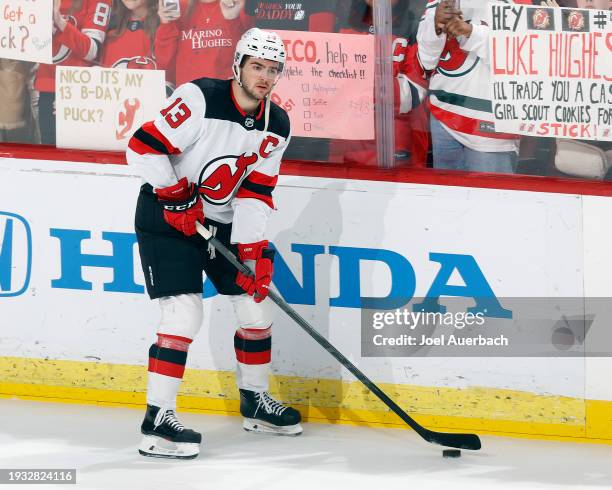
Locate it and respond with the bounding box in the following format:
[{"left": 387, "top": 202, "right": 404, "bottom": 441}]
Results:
[{"left": 127, "top": 27, "right": 301, "bottom": 460}]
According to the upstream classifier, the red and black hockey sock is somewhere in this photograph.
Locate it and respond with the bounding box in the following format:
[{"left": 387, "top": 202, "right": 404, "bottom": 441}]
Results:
[
  {"left": 234, "top": 327, "right": 271, "bottom": 366},
  {"left": 148, "top": 334, "right": 192, "bottom": 379}
]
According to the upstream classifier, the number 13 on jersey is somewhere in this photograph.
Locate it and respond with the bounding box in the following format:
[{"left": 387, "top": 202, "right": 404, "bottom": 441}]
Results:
[{"left": 161, "top": 98, "right": 192, "bottom": 128}]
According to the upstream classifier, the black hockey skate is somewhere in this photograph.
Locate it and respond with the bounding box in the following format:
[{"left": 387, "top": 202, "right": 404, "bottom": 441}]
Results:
[
  {"left": 239, "top": 389, "right": 303, "bottom": 436},
  {"left": 139, "top": 404, "right": 202, "bottom": 459}
]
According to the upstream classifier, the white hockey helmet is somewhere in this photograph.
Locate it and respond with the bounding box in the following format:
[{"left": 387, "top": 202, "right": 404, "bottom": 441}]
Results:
[{"left": 233, "top": 28, "right": 286, "bottom": 86}]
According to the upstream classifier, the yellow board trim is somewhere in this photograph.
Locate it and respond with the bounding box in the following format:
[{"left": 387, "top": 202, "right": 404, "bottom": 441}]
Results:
[{"left": 1, "top": 356, "right": 611, "bottom": 444}]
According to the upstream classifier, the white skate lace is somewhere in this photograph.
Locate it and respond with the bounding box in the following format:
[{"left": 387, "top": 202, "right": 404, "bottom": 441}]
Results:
[
  {"left": 255, "top": 392, "right": 287, "bottom": 417},
  {"left": 153, "top": 407, "right": 185, "bottom": 432}
]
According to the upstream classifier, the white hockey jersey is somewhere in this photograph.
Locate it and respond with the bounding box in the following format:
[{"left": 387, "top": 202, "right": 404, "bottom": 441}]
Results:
[
  {"left": 418, "top": 0, "right": 521, "bottom": 153},
  {"left": 126, "top": 78, "right": 290, "bottom": 244}
]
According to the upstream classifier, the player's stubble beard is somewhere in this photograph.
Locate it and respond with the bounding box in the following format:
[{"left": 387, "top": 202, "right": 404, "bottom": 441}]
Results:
[{"left": 240, "top": 72, "right": 271, "bottom": 103}]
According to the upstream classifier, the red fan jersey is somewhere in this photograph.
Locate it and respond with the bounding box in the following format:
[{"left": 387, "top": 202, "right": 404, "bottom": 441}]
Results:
[
  {"left": 155, "top": 1, "right": 245, "bottom": 86},
  {"left": 393, "top": 40, "right": 430, "bottom": 167},
  {"left": 100, "top": 20, "right": 157, "bottom": 70},
  {"left": 35, "top": 0, "right": 112, "bottom": 92}
]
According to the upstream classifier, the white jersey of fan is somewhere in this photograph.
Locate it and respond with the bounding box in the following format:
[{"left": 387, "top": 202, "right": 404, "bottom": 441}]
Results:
[{"left": 418, "top": 0, "right": 520, "bottom": 153}]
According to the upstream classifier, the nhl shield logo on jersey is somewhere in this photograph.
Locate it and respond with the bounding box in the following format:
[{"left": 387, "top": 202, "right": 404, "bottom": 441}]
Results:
[{"left": 198, "top": 153, "right": 259, "bottom": 205}]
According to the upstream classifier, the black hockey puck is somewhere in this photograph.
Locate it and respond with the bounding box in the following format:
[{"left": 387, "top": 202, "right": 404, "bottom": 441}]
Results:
[{"left": 442, "top": 449, "right": 461, "bottom": 458}]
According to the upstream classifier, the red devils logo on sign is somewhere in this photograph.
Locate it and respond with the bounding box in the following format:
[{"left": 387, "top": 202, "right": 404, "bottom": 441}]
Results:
[
  {"left": 528, "top": 8, "right": 554, "bottom": 30},
  {"left": 567, "top": 11, "right": 584, "bottom": 30},
  {"left": 437, "top": 39, "right": 479, "bottom": 78},
  {"left": 563, "top": 9, "right": 589, "bottom": 32},
  {"left": 198, "top": 153, "right": 259, "bottom": 205}
]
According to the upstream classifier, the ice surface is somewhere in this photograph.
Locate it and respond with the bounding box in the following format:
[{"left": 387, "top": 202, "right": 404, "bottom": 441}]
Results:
[{"left": 0, "top": 399, "right": 610, "bottom": 490}]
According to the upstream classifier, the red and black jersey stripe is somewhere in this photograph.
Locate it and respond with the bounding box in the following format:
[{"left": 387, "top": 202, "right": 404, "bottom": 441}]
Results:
[
  {"left": 234, "top": 330, "right": 272, "bottom": 365},
  {"left": 236, "top": 170, "right": 278, "bottom": 208},
  {"left": 128, "top": 121, "right": 180, "bottom": 156},
  {"left": 148, "top": 343, "right": 188, "bottom": 378}
]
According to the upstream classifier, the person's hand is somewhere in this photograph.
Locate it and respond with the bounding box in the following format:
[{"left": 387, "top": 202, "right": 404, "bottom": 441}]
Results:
[
  {"left": 53, "top": 0, "right": 67, "bottom": 32},
  {"left": 434, "top": 0, "right": 462, "bottom": 35},
  {"left": 155, "top": 177, "right": 204, "bottom": 236},
  {"left": 220, "top": 0, "right": 243, "bottom": 20},
  {"left": 158, "top": 0, "right": 180, "bottom": 24},
  {"left": 235, "top": 241, "right": 274, "bottom": 303},
  {"left": 445, "top": 17, "right": 473, "bottom": 38},
  {"left": 540, "top": 0, "right": 559, "bottom": 7}
]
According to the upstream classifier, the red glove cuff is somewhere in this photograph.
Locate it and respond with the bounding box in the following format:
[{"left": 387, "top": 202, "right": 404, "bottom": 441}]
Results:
[
  {"left": 156, "top": 177, "right": 193, "bottom": 203},
  {"left": 237, "top": 240, "right": 269, "bottom": 262},
  {"left": 236, "top": 241, "right": 274, "bottom": 302},
  {"left": 155, "top": 177, "right": 204, "bottom": 236}
]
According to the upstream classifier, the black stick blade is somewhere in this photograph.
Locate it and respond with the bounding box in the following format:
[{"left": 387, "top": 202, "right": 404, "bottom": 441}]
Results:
[{"left": 426, "top": 431, "right": 481, "bottom": 450}]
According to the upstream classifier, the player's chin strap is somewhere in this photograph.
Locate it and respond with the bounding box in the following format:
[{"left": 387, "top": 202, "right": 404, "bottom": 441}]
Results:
[
  {"left": 233, "top": 76, "right": 272, "bottom": 138},
  {"left": 263, "top": 93, "right": 272, "bottom": 135},
  {"left": 263, "top": 73, "right": 282, "bottom": 135}
]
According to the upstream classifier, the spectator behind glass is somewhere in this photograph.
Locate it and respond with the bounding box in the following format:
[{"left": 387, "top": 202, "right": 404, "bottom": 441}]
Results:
[
  {"left": 331, "top": 0, "right": 430, "bottom": 167},
  {"left": 100, "top": 0, "right": 160, "bottom": 70},
  {"left": 155, "top": 0, "right": 245, "bottom": 86},
  {"left": 0, "top": 59, "right": 37, "bottom": 144},
  {"left": 35, "top": 0, "right": 112, "bottom": 145},
  {"left": 242, "top": 0, "right": 337, "bottom": 162},
  {"left": 418, "top": 0, "right": 532, "bottom": 174}
]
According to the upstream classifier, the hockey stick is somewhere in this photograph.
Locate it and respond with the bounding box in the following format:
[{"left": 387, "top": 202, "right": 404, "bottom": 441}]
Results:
[{"left": 195, "top": 222, "right": 481, "bottom": 450}]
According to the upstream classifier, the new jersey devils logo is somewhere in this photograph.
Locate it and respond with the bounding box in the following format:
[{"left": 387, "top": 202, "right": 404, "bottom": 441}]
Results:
[
  {"left": 198, "top": 153, "right": 259, "bottom": 205},
  {"left": 532, "top": 9, "right": 551, "bottom": 30},
  {"left": 115, "top": 98, "right": 141, "bottom": 140},
  {"left": 112, "top": 56, "right": 157, "bottom": 70},
  {"left": 437, "top": 38, "right": 480, "bottom": 78},
  {"left": 567, "top": 11, "right": 585, "bottom": 31}
]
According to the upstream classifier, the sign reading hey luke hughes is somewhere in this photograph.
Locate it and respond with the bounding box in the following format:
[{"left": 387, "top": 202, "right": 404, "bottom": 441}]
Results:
[{"left": 489, "top": 5, "right": 611, "bottom": 141}]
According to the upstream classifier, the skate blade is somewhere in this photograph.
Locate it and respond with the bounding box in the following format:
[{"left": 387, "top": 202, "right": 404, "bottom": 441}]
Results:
[
  {"left": 138, "top": 435, "right": 200, "bottom": 459},
  {"left": 243, "top": 418, "right": 303, "bottom": 436}
]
